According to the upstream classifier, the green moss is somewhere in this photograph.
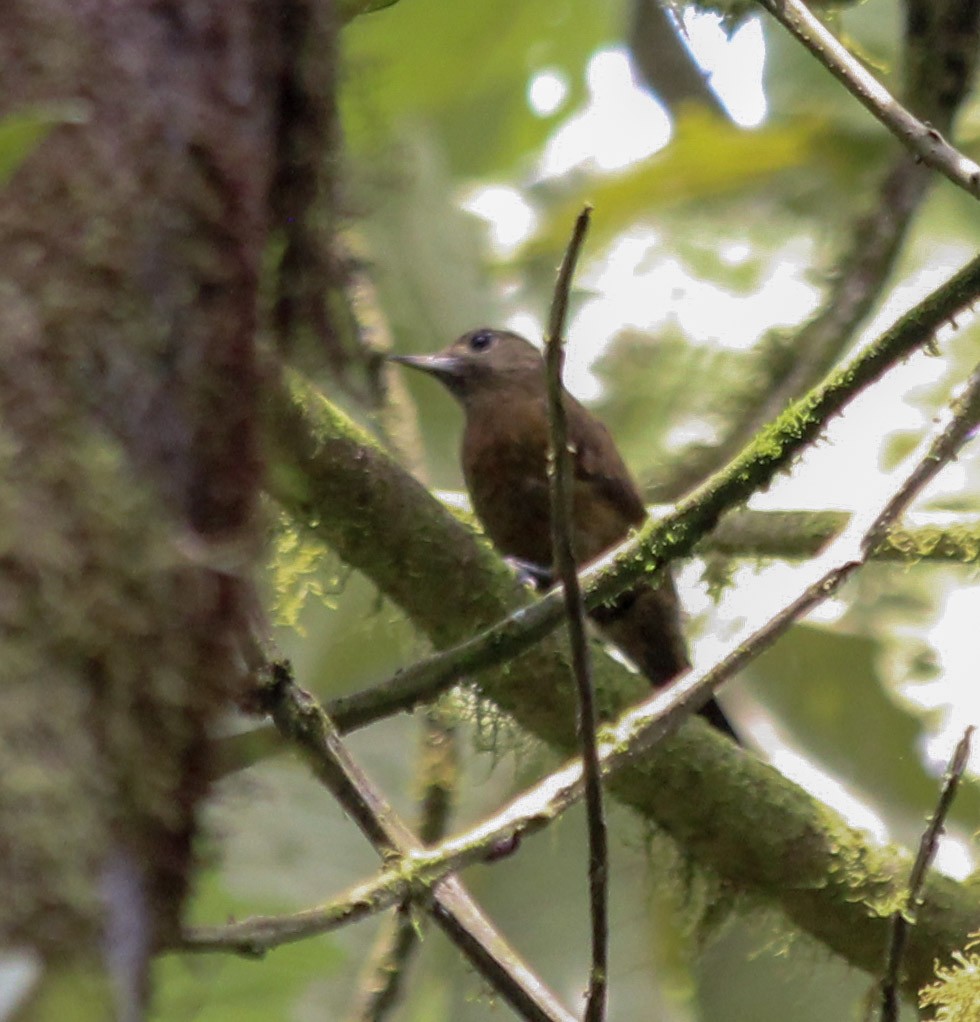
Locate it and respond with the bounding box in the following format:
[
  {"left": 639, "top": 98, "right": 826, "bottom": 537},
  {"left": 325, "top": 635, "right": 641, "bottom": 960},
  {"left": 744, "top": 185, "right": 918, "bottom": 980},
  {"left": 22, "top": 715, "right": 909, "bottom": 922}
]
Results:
[{"left": 919, "top": 939, "right": 980, "bottom": 1021}]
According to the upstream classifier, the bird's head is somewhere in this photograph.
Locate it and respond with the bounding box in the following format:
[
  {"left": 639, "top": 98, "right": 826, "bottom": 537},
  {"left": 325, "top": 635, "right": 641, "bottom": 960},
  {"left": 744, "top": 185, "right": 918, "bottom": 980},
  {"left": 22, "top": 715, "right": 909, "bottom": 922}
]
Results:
[{"left": 389, "top": 328, "right": 545, "bottom": 403}]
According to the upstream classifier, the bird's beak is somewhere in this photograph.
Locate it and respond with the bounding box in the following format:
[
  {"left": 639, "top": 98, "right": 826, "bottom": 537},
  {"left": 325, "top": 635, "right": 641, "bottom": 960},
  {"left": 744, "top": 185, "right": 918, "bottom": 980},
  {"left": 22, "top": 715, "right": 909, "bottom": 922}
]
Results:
[{"left": 388, "top": 353, "right": 463, "bottom": 380}]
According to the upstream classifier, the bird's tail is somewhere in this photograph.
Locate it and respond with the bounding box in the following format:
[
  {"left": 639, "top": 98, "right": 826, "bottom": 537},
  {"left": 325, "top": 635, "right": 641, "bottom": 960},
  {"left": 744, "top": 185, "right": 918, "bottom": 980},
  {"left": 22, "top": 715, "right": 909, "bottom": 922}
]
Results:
[{"left": 589, "top": 574, "right": 739, "bottom": 743}]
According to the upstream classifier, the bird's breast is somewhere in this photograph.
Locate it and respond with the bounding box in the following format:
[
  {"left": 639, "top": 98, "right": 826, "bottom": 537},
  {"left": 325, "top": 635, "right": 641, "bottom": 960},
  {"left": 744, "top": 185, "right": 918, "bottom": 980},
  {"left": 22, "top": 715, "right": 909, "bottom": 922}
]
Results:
[{"left": 461, "top": 410, "right": 554, "bottom": 566}]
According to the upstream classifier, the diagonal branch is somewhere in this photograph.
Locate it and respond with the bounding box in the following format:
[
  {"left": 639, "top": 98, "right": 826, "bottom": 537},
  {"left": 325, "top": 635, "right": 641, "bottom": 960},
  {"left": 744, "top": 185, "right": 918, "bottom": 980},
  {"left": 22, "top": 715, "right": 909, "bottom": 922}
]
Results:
[
  {"left": 753, "top": 0, "right": 980, "bottom": 198},
  {"left": 879, "top": 726, "right": 975, "bottom": 1021}
]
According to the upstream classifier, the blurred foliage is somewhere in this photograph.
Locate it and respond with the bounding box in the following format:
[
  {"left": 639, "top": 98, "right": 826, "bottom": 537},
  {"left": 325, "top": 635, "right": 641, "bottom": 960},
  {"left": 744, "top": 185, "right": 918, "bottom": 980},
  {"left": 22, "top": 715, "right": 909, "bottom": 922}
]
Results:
[
  {"left": 270, "top": 517, "right": 340, "bottom": 631},
  {"left": 743, "top": 622, "right": 980, "bottom": 845},
  {"left": 696, "top": 910, "right": 886, "bottom": 1022},
  {"left": 592, "top": 329, "right": 758, "bottom": 483},
  {"left": 151, "top": 766, "right": 354, "bottom": 1021},
  {"left": 183, "top": 0, "right": 980, "bottom": 1019},
  {"left": 342, "top": 0, "right": 624, "bottom": 176}
]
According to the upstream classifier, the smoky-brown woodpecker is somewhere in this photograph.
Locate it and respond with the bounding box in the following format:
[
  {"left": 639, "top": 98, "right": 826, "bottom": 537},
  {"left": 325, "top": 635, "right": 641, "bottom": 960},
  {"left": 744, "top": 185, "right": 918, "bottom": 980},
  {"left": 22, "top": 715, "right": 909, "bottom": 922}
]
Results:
[{"left": 391, "top": 327, "right": 736, "bottom": 740}]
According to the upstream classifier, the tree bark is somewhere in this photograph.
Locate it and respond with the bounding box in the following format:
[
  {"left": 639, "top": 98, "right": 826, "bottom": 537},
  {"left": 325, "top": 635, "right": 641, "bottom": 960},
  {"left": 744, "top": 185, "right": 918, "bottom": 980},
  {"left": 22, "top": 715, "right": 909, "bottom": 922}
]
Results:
[{"left": 0, "top": 0, "right": 330, "bottom": 1004}]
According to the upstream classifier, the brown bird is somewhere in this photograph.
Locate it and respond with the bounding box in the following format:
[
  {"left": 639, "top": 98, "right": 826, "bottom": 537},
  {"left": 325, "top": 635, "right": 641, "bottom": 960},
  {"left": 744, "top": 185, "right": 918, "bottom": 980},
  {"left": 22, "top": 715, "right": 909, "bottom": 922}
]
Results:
[{"left": 392, "top": 328, "right": 736, "bottom": 739}]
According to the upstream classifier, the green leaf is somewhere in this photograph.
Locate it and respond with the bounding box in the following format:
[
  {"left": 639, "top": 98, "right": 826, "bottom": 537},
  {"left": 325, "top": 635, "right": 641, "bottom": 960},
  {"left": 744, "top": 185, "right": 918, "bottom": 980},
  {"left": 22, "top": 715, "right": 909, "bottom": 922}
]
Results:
[
  {"left": 0, "top": 103, "right": 88, "bottom": 187},
  {"left": 340, "top": 0, "right": 400, "bottom": 22},
  {"left": 522, "top": 109, "right": 826, "bottom": 259}
]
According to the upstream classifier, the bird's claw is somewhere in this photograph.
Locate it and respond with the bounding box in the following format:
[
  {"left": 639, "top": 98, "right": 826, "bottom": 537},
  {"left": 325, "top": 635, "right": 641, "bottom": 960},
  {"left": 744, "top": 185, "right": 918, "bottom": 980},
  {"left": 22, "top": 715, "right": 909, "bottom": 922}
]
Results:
[{"left": 504, "top": 556, "right": 553, "bottom": 591}]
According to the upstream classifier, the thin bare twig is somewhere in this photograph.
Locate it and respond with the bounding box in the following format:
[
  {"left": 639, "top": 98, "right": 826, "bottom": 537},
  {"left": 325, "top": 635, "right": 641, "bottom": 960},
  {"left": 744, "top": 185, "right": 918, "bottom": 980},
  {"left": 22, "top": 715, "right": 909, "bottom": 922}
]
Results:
[
  {"left": 544, "top": 206, "right": 608, "bottom": 1022},
  {"left": 754, "top": 0, "right": 980, "bottom": 199},
  {"left": 879, "top": 726, "right": 975, "bottom": 1021},
  {"left": 864, "top": 372, "right": 980, "bottom": 551}
]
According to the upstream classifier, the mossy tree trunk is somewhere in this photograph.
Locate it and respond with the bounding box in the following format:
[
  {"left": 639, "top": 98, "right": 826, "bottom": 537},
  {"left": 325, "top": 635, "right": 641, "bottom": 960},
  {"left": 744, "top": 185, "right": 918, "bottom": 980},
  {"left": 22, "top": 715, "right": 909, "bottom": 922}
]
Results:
[{"left": 0, "top": 1, "right": 334, "bottom": 1012}]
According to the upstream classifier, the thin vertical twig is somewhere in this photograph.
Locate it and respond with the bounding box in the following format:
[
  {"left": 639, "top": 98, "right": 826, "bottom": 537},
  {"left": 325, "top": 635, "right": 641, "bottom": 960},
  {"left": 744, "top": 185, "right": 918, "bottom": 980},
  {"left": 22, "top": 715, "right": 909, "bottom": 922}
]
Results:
[
  {"left": 879, "top": 726, "right": 975, "bottom": 1020},
  {"left": 544, "top": 205, "right": 609, "bottom": 1022}
]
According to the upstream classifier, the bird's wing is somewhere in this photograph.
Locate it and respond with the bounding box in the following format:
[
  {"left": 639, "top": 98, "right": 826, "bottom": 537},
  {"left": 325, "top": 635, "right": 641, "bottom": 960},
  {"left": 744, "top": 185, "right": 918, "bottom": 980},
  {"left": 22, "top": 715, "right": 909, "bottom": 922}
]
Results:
[
  {"left": 574, "top": 428, "right": 646, "bottom": 522},
  {"left": 566, "top": 401, "right": 648, "bottom": 558}
]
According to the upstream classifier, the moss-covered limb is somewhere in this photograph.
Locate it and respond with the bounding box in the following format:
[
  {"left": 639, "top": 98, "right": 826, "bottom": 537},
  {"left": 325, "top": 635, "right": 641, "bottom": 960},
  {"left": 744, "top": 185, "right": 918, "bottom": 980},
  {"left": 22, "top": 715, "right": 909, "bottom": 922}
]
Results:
[
  {"left": 607, "top": 725, "right": 980, "bottom": 1000},
  {"left": 702, "top": 509, "right": 980, "bottom": 564},
  {"left": 263, "top": 360, "right": 979, "bottom": 995},
  {"left": 753, "top": 0, "right": 980, "bottom": 198}
]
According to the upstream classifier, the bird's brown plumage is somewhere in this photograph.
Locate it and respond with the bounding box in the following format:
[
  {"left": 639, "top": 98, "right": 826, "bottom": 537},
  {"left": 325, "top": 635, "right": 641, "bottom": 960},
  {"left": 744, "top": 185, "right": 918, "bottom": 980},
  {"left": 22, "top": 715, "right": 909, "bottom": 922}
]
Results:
[{"left": 392, "top": 328, "right": 736, "bottom": 738}]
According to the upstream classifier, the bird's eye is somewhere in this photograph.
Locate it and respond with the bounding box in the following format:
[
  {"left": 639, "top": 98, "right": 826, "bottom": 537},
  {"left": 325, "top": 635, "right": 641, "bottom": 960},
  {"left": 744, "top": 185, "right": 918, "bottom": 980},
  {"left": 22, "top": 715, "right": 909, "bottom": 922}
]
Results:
[{"left": 468, "top": 330, "right": 495, "bottom": 353}]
